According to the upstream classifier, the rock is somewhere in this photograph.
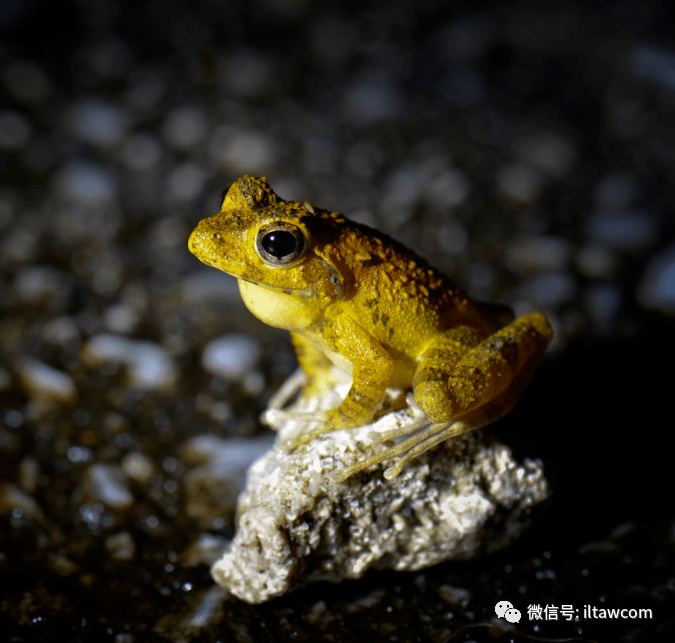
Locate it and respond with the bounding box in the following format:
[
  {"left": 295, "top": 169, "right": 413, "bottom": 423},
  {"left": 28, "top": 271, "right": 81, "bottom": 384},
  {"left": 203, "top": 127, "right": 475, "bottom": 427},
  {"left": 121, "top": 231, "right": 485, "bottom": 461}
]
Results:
[
  {"left": 82, "top": 334, "right": 177, "bottom": 391},
  {"left": 16, "top": 357, "right": 77, "bottom": 407},
  {"left": 79, "top": 463, "right": 134, "bottom": 510},
  {"left": 181, "top": 435, "right": 276, "bottom": 528},
  {"left": 210, "top": 382, "right": 550, "bottom": 604}
]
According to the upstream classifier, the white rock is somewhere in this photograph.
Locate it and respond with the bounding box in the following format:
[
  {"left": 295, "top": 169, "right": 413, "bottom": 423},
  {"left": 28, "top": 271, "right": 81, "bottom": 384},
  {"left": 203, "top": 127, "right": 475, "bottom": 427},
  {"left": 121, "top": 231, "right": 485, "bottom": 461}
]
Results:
[
  {"left": 121, "top": 451, "right": 154, "bottom": 485},
  {"left": 55, "top": 160, "right": 117, "bottom": 205},
  {"left": 637, "top": 244, "right": 675, "bottom": 313},
  {"left": 0, "top": 110, "right": 32, "bottom": 151},
  {"left": 82, "top": 334, "right": 177, "bottom": 391},
  {"left": 181, "top": 435, "right": 275, "bottom": 527},
  {"left": 182, "top": 533, "right": 231, "bottom": 567},
  {"left": 496, "top": 162, "right": 542, "bottom": 204},
  {"left": 67, "top": 99, "right": 129, "bottom": 147},
  {"left": 515, "top": 130, "right": 576, "bottom": 177},
  {"left": 211, "top": 384, "right": 549, "bottom": 604},
  {"left": 0, "top": 482, "right": 44, "bottom": 520},
  {"left": 105, "top": 531, "right": 136, "bottom": 560},
  {"left": 17, "top": 358, "right": 77, "bottom": 405},
  {"left": 81, "top": 463, "right": 133, "bottom": 510},
  {"left": 162, "top": 106, "right": 207, "bottom": 149},
  {"left": 585, "top": 210, "right": 658, "bottom": 251},
  {"left": 506, "top": 235, "right": 572, "bottom": 273},
  {"left": 201, "top": 334, "right": 261, "bottom": 381},
  {"left": 209, "top": 127, "right": 277, "bottom": 173}
]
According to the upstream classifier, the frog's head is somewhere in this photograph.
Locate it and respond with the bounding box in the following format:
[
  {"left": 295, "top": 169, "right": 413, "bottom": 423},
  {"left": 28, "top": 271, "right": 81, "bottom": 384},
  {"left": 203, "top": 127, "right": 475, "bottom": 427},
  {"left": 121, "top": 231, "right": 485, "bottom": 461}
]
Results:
[{"left": 188, "top": 176, "right": 346, "bottom": 300}]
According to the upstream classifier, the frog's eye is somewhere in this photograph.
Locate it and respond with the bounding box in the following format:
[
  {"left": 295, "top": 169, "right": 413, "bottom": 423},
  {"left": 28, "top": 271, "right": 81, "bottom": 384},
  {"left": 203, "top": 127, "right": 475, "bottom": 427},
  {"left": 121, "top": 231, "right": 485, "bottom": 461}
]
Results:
[{"left": 255, "top": 223, "right": 306, "bottom": 266}]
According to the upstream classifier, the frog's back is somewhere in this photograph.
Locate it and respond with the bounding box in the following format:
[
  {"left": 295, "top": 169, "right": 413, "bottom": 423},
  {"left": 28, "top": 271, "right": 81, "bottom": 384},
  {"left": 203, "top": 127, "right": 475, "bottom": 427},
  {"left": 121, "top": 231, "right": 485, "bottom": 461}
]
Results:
[{"left": 331, "top": 218, "right": 502, "bottom": 350}]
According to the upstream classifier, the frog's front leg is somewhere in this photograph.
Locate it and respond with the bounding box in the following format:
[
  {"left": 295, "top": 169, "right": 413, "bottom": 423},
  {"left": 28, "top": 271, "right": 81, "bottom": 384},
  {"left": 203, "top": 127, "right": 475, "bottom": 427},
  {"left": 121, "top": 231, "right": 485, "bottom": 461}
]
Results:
[
  {"left": 414, "top": 311, "right": 553, "bottom": 425},
  {"left": 288, "top": 310, "right": 395, "bottom": 447},
  {"left": 290, "top": 332, "right": 336, "bottom": 400}
]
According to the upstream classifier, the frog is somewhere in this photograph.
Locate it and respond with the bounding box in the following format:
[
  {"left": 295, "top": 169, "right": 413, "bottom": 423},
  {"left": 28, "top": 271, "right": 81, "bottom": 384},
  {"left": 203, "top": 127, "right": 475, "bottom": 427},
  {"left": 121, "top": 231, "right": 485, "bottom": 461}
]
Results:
[{"left": 188, "top": 176, "right": 553, "bottom": 479}]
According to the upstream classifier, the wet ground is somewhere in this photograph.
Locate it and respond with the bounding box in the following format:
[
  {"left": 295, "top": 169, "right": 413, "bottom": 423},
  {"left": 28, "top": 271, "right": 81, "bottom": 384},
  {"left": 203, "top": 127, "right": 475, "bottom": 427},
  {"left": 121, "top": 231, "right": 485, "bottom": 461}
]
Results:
[{"left": 1, "top": 1, "right": 674, "bottom": 641}]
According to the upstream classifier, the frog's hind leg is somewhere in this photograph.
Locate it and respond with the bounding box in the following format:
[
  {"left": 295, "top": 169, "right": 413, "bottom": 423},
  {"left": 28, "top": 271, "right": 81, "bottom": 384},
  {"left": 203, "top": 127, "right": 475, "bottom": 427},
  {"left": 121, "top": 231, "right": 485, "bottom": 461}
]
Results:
[
  {"left": 334, "top": 419, "right": 475, "bottom": 482},
  {"left": 414, "top": 311, "right": 553, "bottom": 426}
]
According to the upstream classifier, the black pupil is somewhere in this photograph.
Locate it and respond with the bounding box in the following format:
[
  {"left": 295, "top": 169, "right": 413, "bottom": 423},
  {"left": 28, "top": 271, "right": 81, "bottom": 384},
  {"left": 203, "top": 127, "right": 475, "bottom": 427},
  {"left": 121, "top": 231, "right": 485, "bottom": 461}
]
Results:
[{"left": 262, "top": 231, "right": 297, "bottom": 258}]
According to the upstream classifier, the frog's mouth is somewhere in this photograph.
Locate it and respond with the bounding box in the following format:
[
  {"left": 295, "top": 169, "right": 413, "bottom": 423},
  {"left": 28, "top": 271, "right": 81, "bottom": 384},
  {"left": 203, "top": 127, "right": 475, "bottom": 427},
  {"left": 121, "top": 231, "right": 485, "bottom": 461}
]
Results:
[
  {"left": 237, "top": 275, "right": 315, "bottom": 298},
  {"left": 192, "top": 253, "right": 315, "bottom": 298}
]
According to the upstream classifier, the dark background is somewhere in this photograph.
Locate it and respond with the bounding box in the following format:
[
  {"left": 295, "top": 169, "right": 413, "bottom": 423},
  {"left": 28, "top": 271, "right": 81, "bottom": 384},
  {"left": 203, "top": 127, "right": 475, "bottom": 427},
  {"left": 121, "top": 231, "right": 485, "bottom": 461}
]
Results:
[{"left": 1, "top": 0, "right": 674, "bottom": 641}]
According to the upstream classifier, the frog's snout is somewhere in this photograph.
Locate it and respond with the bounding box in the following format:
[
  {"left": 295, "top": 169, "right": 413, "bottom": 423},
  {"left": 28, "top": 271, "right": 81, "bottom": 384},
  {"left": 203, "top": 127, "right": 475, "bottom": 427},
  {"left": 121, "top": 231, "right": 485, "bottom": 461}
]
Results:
[
  {"left": 188, "top": 219, "right": 218, "bottom": 260},
  {"left": 187, "top": 224, "right": 203, "bottom": 255}
]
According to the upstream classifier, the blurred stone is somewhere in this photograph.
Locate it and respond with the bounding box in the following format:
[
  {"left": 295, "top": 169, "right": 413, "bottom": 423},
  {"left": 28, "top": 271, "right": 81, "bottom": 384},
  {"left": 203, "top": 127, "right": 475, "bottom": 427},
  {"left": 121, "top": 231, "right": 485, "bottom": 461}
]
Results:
[
  {"left": 18, "top": 457, "right": 40, "bottom": 494},
  {"left": 0, "top": 482, "right": 43, "bottom": 520},
  {"left": 78, "top": 463, "right": 134, "bottom": 510},
  {"left": 181, "top": 435, "right": 275, "bottom": 528},
  {"left": 0, "top": 110, "right": 32, "bottom": 151},
  {"left": 515, "top": 130, "right": 576, "bottom": 177},
  {"left": 82, "top": 334, "right": 177, "bottom": 391},
  {"left": 496, "top": 162, "right": 542, "bottom": 204},
  {"left": 506, "top": 236, "right": 572, "bottom": 273},
  {"left": 16, "top": 357, "right": 77, "bottom": 407},
  {"left": 67, "top": 99, "right": 129, "bottom": 147},
  {"left": 201, "top": 333, "right": 261, "bottom": 381},
  {"left": 209, "top": 126, "right": 277, "bottom": 174},
  {"left": 585, "top": 210, "right": 658, "bottom": 251},
  {"left": 182, "top": 533, "right": 230, "bottom": 567},
  {"left": 638, "top": 244, "right": 675, "bottom": 314},
  {"left": 121, "top": 451, "right": 154, "bottom": 485},
  {"left": 106, "top": 531, "right": 136, "bottom": 561}
]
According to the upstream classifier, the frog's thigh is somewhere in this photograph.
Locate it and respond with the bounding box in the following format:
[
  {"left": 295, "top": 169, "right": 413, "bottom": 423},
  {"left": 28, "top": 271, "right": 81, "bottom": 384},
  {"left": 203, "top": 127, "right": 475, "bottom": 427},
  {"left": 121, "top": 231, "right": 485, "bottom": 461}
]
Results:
[{"left": 414, "top": 312, "right": 552, "bottom": 423}]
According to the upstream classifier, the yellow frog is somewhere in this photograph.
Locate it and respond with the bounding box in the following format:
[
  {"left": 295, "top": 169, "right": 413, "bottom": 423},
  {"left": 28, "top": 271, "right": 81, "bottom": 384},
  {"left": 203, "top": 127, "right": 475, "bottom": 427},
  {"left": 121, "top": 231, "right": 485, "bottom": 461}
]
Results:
[{"left": 189, "top": 176, "right": 553, "bottom": 478}]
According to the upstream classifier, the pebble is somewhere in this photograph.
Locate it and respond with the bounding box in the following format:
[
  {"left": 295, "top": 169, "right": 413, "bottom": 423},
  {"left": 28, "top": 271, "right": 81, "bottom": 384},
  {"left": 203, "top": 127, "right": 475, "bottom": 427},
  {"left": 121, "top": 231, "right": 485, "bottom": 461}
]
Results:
[
  {"left": 81, "top": 463, "right": 134, "bottom": 510},
  {"left": 594, "top": 172, "right": 637, "bottom": 211},
  {"left": 166, "top": 162, "right": 207, "bottom": 202},
  {"left": 67, "top": 99, "right": 129, "bottom": 147},
  {"left": 161, "top": 106, "right": 207, "bottom": 149},
  {"left": 55, "top": 160, "right": 117, "bottom": 205},
  {"left": 521, "top": 272, "right": 577, "bottom": 307},
  {"left": 585, "top": 210, "right": 658, "bottom": 251},
  {"left": 83, "top": 334, "right": 178, "bottom": 391},
  {"left": 0, "top": 482, "right": 43, "bottom": 520},
  {"left": 426, "top": 168, "right": 471, "bottom": 209},
  {"left": 629, "top": 44, "right": 675, "bottom": 93},
  {"left": 18, "top": 457, "right": 41, "bottom": 494},
  {"left": 123, "top": 133, "right": 162, "bottom": 171},
  {"left": 105, "top": 531, "right": 136, "bottom": 561},
  {"left": 182, "top": 533, "right": 231, "bottom": 567},
  {"left": 201, "top": 334, "right": 261, "bottom": 381},
  {"left": 343, "top": 77, "right": 404, "bottom": 126},
  {"left": 180, "top": 271, "right": 243, "bottom": 304},
  {"left": 506, "top": 235, "right": 572, "bottom": 273},
  {"left": 15, "top": 265, "right": 70, "bottom": 304},
  {"left": 637, "top": 244, "right": 675, "bottom": 313},
  {"left": 0, "top": 110, "right": 32, "bottom": 151},
  {"left": 576, "top": 244, "right": 618, "bottom": 279},
  {"left": 515, "top": 130, "right": 576, "bottom": 177},
  {"left": 103, "top": 303, "right": 140, "bottom": 334},
  {"left": 17, "top": 357, "right": 77, "bottom": 406},
  {"left": 584, "top": 282, "right": 623, "bottom": 335},
  {"left": 180, "top": 435, "right": 275, "bottom": 527},
  {"left": 1, "top": 60, "right": 52, "bottom": 102},
  {"left": 209, "top": 126, "right": 277, "bottom": 173},
  {"left": 495, "top": 162, "right": 542, "bottom": 204},
  {"left": 120, "top": 451, "right": 154, "bottom": 485}
]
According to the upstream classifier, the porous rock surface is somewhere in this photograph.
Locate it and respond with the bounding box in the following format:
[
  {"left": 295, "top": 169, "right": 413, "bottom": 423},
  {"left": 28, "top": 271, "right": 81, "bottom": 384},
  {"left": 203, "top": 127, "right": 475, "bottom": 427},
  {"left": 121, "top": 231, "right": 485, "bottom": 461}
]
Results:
[{"left": 210, "top": 385, "right": 550, "bottom": 604}]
